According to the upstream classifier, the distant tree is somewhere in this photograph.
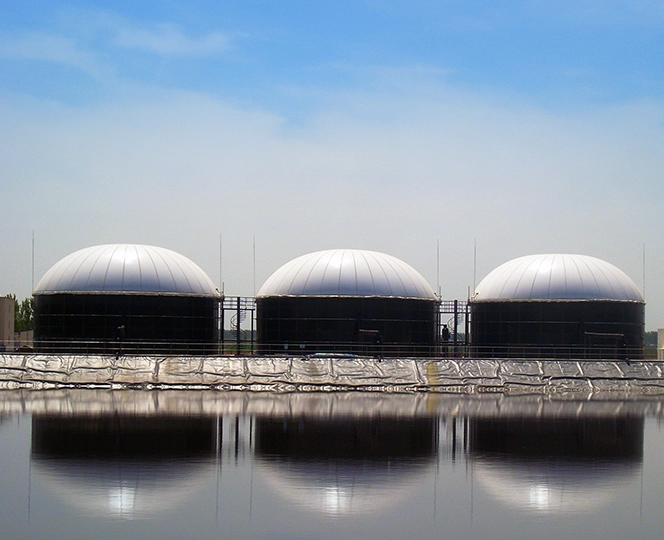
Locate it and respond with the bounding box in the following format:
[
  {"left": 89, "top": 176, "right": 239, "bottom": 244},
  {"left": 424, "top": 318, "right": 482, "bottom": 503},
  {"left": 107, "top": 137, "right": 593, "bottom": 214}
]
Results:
[{"left": 6, "top": 295, "right": 34, "bottom": 332}]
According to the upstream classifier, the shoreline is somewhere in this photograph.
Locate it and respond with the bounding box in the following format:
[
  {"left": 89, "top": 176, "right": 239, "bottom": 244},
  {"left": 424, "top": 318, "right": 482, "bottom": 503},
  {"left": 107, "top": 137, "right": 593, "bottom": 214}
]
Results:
[{"left": 1, "top": 387, "right": 664, "bottom": 418}]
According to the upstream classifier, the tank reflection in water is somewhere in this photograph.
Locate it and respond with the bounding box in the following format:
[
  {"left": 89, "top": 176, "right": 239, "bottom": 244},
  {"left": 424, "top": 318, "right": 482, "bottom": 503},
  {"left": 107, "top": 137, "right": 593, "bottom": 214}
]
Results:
[
  {"left": 0, "top": 391, "right": 659, "bottom": 540},
  {"left": 30, "top": 415, "right": 218, "bottom": 519},
  {"left": 254, "top": 416, "right": 438, "bottom": 516},
  {"left": 468, "top": 415, "right": 644, "bottom": 514}
]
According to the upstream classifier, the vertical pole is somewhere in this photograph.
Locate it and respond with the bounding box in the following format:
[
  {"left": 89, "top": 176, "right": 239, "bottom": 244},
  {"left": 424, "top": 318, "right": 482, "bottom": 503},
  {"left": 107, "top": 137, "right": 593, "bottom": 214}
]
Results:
[
  {"left": 436, "top": 238, "right": 440, "bottom": 297},
  {"left": 215, "top": 415, "right": 221, "bottom": 459},
  {"left": 453, "top": 299, "right": 458, "bottom": 355},
  {"left": 643, "top": 243, "right": 646, "bottom": 299},
  {"left": 220, "top": 298, "right": 225, "bottom": 355},
  {"left": 31, "top": 230, "right": 35, "bottom": 292},
  {"left": 219, "top": 233, "right": 224, "bottom": 294},
  {"left": 465, "top": 301, "right": 470, "bottom": 347},
  {"left": 451, "top": 417, "right": 457, "bottom": 463},
  {"left": 251, "top": 301, "right": 255, "bottom": 355},
  {"left": 236, "top": 297, "right": 241, "bottom": 355},
  {"left": 463, "top": 416, "right": 468, "bottom": 453},
  {"left": 437, "top": 300, "right": 441, "bottom": 356},
  {"left": 472, "top": 238, "right": 477, "bottom": 295},
  {"left": 234, "top": 416, "right": 240, "bottom": 460}
]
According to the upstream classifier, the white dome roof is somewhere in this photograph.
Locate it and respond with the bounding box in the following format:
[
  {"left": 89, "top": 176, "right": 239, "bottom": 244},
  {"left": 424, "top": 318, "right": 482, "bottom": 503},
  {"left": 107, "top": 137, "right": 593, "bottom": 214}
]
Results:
[
  {"left": 35, "top": 244, "right": 218, "bottom": 297},
  {"left": 257, "top": 249, "right": 436, "bottom": 300},
  {"left": 474, "top": 254, "right": 643, "bottom": 302}
]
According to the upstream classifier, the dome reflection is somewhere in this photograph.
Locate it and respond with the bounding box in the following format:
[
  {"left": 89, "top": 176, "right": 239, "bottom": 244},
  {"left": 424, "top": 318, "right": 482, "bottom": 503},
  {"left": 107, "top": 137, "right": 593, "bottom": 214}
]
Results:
[
  {"left": 31, "top": 415, "right": 218, "bottom": 519},
  {"left": 254, "top": 416, "right": 437, "bottom": 516},
  {"left": 469, "top": 416, "right": 643, "bottom": 514}
]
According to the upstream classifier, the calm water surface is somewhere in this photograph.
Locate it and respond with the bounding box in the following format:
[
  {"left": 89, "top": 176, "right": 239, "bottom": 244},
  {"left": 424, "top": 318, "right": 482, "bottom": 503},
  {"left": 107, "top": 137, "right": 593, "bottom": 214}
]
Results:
[{"left": 0, "top": 391, "right": 662, "bottom": 540}]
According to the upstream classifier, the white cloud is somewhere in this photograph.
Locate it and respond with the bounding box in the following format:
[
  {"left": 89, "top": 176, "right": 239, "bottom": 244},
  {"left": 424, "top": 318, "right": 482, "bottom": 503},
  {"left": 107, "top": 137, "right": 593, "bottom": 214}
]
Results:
[
  {"left": 0, "top": 32, "right": 109, "bottom": 78},
  {"left": 1, "top": 82, "right": 663, "bottom": 326},
  {"left": 111, "top": 23, "right": 231, "bottom": 56},
  {"left": 0, "top": 13, "right": 232, "bottom": 85}
]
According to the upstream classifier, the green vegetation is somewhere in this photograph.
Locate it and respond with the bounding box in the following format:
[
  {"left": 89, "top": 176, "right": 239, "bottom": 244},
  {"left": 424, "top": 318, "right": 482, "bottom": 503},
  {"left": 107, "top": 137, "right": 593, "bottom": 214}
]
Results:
[{"left": 5, "top": 294, "right": 34, "bottom": 332}]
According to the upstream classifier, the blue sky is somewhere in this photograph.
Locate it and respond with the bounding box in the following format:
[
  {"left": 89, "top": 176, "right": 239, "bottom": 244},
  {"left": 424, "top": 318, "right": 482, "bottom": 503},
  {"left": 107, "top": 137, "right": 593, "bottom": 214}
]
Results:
[
  {"left": 2, "top": 1, "right": 663, "bottom": 108},
  {"left": 2, "top": 1, "right": 664, "bottom": 327}
]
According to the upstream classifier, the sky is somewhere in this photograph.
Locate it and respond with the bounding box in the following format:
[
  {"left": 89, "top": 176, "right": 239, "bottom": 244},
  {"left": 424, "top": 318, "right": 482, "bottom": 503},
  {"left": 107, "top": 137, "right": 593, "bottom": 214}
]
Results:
[{"left": 1, "top": 1, "right": 663, "bottom": 329}]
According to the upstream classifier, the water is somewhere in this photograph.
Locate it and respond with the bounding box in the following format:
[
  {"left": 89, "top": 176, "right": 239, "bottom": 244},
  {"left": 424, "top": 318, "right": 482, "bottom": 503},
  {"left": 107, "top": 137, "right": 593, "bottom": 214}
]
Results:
[{"left": 0, "top": 390, "right": 663, "bottom": 540}]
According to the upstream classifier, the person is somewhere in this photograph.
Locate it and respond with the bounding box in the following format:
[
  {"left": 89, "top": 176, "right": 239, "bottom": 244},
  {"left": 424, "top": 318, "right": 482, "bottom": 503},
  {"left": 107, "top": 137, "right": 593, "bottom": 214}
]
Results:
[
  {"left": 115, "top": 324, "right": 125, "bottom": 358},
  {"left": 442, "top": 324, "right": 450, "bottom": 342}
]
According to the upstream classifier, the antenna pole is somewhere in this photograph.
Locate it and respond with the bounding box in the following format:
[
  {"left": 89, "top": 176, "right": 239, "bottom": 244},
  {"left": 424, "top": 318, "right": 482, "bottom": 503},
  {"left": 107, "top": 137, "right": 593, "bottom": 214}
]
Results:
[
  {"left": 253, "top": 235, "right": 256, "bottom": 297},
  {"left": 31, "top": 230, "right": 35, "bottom": 292},
  {"left": 219, "top": 233, "right": 224, "bottom": 291},
  {"left": 436, "top": 239, "right": 440, "bottom": 297},
  {"left": 643, "top": 243, "right": 646, "bottom": 299},
  {"left": 472, "top": 238, "right": 477, "bottom": 295}
]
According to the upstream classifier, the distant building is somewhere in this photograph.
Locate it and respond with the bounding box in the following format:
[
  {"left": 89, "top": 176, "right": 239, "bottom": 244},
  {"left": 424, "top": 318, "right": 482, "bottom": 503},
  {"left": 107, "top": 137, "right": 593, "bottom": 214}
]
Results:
[
  {"left": 470, "top": 254, "right": 645, "bottom": 359},
  {"left": 256, "top": 249, "right": 439, "bottom": 356},
  {"left": 33, "top": 244, "right": 220, "bottom": 354},
  {"left": 0, "top": 297, "right": 15, "bottom": 352},
  {"left": 15, "top": 330, "right": 33, "bottom": 351}
]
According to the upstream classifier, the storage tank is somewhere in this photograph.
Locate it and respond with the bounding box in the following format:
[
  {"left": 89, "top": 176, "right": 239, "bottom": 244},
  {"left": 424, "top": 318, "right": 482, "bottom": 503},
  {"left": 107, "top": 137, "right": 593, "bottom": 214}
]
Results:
[
  {"left": 256, "top": 249, "right": 438, "bottom": 356},
  {"left": 470, "top": 254, "right": 644, "bottom": 359},
  {"left": 33, "top": 244, "right": 220, "bottom": 354}
]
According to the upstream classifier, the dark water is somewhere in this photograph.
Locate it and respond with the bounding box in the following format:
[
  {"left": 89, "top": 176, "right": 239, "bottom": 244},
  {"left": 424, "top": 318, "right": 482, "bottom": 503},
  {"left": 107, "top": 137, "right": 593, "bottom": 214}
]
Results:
[{"left": 0, "top": 391, "right": 662, "bottom": 540}]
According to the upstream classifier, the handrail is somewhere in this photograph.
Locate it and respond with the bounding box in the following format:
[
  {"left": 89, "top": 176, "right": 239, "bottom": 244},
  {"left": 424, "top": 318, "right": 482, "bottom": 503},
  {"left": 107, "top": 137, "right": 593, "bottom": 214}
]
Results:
[{"left": 25, "top": 338, "right": 646, "bottom": 361}]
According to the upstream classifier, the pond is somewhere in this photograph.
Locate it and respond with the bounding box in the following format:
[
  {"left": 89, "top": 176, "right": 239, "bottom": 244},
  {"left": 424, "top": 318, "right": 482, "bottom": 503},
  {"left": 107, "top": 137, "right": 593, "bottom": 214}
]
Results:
[{"left": 0, "top": 390, "right": 662, "bottom": 540}]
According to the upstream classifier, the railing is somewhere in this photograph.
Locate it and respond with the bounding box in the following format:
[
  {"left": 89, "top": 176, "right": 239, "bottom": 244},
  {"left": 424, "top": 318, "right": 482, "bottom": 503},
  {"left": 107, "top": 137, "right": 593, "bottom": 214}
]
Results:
[
  {"left": 30, "top": 339, "right": 447, "bottom": 358},
  {"left": 220, "top": 296, "right": 256, "bottom": 355},
  {"left": 31, "top": 339, "right": 221, "bottom": 356},
  {"left": 256, "top": 341, "right": 445, "bottom": 358},
  {"left": 467, "top": 344, "right": 645, "bottom": 361},
  {"left": 23, "top": 339, "right": 648, "bottom": 361}
]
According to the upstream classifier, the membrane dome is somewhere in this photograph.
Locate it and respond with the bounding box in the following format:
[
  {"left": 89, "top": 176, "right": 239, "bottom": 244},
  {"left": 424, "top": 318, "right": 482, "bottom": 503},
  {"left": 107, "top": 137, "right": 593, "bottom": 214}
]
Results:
[
  {"left": 474, "top": 254, "right": 643, "bottom": 302},
  {"left": 35, "top": 244, "right": 218, "bottom": 297},
  {"left": 257, "top": 249, "right": 436, "bottom": 300}
]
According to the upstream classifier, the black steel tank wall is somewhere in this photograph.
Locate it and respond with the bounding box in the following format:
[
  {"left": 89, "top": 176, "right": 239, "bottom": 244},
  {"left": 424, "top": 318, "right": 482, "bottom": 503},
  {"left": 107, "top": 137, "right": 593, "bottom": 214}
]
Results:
[
  {"left": 468, "top": 415, "right": 644, "bottom": 462},
  {"left": 469, "top": 300, "right": 645, "bottom": 358},
  {"left": 256, "top": 296, "right": 438, "bottom": 356},
  {"left": 34, "top": 293, "right": 219, "bottom": 354}
]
